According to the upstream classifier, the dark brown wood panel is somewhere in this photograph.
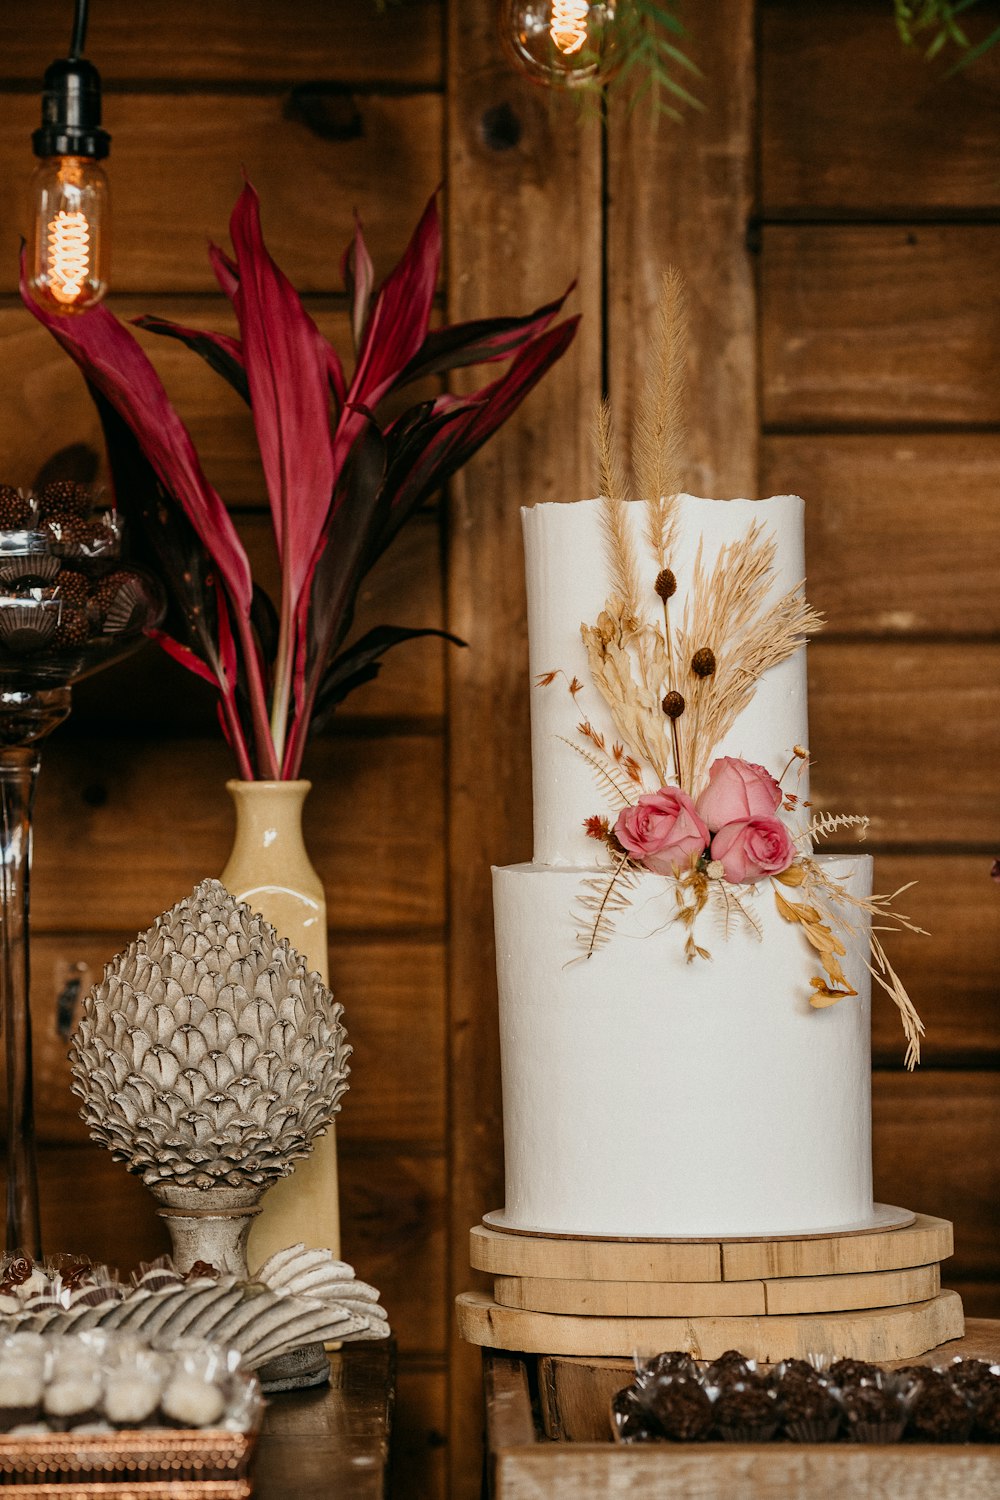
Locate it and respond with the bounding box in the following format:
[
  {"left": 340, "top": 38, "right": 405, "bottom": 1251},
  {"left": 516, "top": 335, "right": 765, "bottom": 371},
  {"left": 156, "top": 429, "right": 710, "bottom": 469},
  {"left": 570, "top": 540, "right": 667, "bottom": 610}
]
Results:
[
  {"left": 445, "top": 3, "right": 604, "bottom": 1491},
  {"left": 606, "top": 0, "right": 758, "bottom": 496},
  {"left": 35, "top": 1143, "right": 170, "bottom": 1265},
  {"left": 0, "top": 0, "right": 443, "bottom": 84},
  {"left": 949, "top": 1282, "right": 1000, "bottom": 1320},
  {"left": 0, "top": 302, "right": 441, "bottom": 505},
  {"left": 393, "top": 1367, "right": 447, "bottom": 1500},
  {"left": 764, "top": 434, "right": 1000, "bottom": 636},
  {"left": 761, "top": 0, "right": 1000, "bottom": 213},
  {"left": 808, "top": 641, "right": 1000, "bottom": 844},
  {"left": 32, "top": 734, "right": 446, "bottom": 932},
  {"left": 29, "top": 934, "right": 446, "bottom": 1147},
  {"left": 868, "top": 856, "right": 1000, "bottom": 1065},
  {"left": 872, "top": 1071, "right": 1000, "bottom": 1281},
  {"left": 0, "top": 94, "right": 441, "bottom": 293},
  {"left": 761, "top": 225, "right": 1000, "bottom": 427},
  {"left": 340, "top": 1150, "right": 447, "bottom": 1355}
]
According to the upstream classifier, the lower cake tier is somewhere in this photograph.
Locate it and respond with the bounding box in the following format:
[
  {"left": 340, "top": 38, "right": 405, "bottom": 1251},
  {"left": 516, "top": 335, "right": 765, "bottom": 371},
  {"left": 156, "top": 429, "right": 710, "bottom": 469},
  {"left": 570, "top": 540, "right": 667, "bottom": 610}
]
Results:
[{"left": 492, "top": 854, "right": 875, "bottom": 1239}]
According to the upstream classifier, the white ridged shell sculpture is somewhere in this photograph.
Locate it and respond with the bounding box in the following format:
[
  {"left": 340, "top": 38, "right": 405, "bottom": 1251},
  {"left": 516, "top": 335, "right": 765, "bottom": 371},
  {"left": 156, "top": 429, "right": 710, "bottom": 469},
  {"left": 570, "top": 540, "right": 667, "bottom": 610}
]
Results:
[{"left": 69, "top": 879, "right": 351, "bottom": 1290}]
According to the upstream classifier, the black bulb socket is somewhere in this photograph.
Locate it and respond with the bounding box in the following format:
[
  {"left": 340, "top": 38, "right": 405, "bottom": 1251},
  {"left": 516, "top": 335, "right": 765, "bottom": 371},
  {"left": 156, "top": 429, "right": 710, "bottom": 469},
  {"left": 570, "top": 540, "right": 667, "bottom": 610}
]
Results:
[{"left": 32, "top": 57, "right": 110, "bottom": 161}]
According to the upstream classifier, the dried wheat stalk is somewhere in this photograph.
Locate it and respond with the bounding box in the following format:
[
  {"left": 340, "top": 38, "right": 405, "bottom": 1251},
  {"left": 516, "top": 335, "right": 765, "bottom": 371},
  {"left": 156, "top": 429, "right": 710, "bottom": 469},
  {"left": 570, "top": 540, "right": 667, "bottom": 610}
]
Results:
[{"left": 634, "top": 268, "right": 687, "bottom": 566}]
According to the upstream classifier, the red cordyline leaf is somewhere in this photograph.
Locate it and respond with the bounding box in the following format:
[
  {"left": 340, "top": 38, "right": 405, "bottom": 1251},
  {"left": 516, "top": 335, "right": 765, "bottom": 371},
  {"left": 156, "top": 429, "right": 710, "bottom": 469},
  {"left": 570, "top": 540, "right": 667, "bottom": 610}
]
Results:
[
  {"left": 209, "top": 242, "right": 240, "bottom": 301},
  {"left": 131, "top": 315, "right": 248, "bottom": 400},
  {"left": 19, "top": 254, "right": 253, "bottom": 617},
  {"left": 229, "top": 182, "right": 336, "bottom": 599},
  {"left": 150, "top": 629, "right": 218, "bottom": 687},
  {"left": 227, "top": 181, "right": 339, "bottom": 760},
  {"left": 396, "top": 286, "right": 575, "bottom": 385},
  {"left": 344, "top": 191, "right": 440, "bottom": 416},
  {"left": 341, "top": 212, "right": 375, "bottom": 352}
]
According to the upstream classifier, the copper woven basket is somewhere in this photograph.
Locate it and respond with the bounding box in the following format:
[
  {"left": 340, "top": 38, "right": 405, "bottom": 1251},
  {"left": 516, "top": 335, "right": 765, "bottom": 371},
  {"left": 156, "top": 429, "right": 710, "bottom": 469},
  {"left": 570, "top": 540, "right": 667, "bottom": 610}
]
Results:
[{"left": 0, "top": 1427, "right": 256, "bottom": 1496}]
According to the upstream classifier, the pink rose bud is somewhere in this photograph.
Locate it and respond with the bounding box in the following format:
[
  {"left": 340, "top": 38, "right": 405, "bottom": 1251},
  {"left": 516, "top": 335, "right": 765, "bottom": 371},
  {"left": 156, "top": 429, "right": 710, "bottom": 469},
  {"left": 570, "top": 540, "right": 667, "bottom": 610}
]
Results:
[
  {"left": 695, "top": 756, "right": 783, "bottom": 832},
  {"left": 710, "top": 815, "right": 797, "bottom": 884},
  {"left": 614, "top": 787, "right": 710, "bottom": 877}
]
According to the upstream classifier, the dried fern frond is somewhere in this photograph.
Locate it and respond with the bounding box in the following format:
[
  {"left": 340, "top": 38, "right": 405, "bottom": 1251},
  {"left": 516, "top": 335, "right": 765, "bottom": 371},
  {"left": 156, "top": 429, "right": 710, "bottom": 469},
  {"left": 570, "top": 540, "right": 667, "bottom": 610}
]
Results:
[
  {"left": 558, "top": 735, "right": 641, "bottom": 808},
  {"left": 573, "top": 856, "right": 640, "bottom": 960},
  {"left": 635, "top": 268, "right": 687, "bottom": 565},
  {"left": 810, "top": 811, "right": 870, "bottom": 842},
  {"left": 712, "top": 879, "right": 764, "bottom": 942}
]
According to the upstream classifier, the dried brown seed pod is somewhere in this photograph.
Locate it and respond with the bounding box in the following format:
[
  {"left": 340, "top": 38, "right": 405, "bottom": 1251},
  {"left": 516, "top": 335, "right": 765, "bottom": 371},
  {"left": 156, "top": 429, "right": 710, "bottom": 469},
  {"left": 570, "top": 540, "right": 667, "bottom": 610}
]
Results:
[
  {"left": 662, "top": 690, "right": 686, "bottom": 719},
  {"left": 691, "top": 647, "right": 716, "bottom": 678},
  {"left": 654, "top": 568, "right": 677, "bottom": 601}
]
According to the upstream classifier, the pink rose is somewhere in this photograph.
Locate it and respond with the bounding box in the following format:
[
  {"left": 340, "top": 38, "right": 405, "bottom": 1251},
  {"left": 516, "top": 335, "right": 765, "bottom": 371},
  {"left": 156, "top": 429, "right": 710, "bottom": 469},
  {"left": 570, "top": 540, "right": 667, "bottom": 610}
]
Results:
[
  {"left": 696, "top": 756, "right": 782, "bottom": 832},
  {"left": 614, "top": 788, "right": 710, "bottom": 876},
  {"left": 710, "top": 815, "right": 796, "bottom": 884}
]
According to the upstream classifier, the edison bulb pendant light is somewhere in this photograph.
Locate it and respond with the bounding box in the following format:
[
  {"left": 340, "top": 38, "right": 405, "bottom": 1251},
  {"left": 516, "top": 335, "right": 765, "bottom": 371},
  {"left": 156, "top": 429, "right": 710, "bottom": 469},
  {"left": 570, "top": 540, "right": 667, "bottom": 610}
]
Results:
[
  {"left": 26, "top": 11, "right": 111, "bottom": 315},
  {"left": 499, "top": 0, "right": 622, "bottom": 88}
]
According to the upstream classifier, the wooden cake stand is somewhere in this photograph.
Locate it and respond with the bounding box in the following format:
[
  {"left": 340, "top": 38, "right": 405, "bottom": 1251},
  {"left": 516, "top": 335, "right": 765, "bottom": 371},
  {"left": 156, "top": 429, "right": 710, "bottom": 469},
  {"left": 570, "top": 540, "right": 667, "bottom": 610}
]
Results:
[{"left": 457, "top": 1208, "right": 964, "bottom": 1362}]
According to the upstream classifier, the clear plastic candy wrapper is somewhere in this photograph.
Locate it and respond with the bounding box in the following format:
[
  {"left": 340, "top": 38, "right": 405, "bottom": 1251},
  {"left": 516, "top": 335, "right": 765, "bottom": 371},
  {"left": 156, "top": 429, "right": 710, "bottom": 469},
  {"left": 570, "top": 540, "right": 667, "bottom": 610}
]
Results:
[{"left": 0, "top": 1330, "right": 262, "bottom": 1435}]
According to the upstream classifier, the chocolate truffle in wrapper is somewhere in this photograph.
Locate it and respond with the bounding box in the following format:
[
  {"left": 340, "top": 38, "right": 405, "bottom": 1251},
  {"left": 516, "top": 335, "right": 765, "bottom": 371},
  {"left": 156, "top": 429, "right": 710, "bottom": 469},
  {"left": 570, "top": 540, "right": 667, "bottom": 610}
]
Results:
[
  {"left": 839, "top": 1380, "right": 909, "bottom": 1444},
  {"left": 905, "top": 1368, "right": 973, "bottom": 1443},
  {"left": 646, "top": 1374, "right": 715, "bottom": 1442},
  {"left": 637, "top": 1349, "right": 698, "bottom": 1383},
  {"left": 949, "top": 1358, "right": 1000, "bottom": 1402},
  {"left": 611, "top": 1386, "right": 659, "bottom": 1443},
  {"left": 711, "top": 1379, "right": 778, "bottom": 1442},
  {"left": 775, "top": 1366, "right": 840, "bottom": 1443},
  {"left": 706, "top": 1349, "right": 756, "bottom": 1387},
  {"left": 829, "top": 1357, "right": 881, "bottom": 1387}
]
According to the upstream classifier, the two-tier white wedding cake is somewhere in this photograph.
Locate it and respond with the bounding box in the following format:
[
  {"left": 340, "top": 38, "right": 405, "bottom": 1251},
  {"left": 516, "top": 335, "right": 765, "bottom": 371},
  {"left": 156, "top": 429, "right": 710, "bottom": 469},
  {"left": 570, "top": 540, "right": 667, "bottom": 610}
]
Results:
[{"left": 491, "top": 494, "right": 883, "bottom": 1240}]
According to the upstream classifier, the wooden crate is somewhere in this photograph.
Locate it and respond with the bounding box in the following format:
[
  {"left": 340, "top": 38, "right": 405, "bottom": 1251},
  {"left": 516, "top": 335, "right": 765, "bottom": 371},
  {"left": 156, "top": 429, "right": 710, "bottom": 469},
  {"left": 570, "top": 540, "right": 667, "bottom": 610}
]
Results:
[{"left": 484, "top": 1318, "right": 1000, "bottom": 1499}]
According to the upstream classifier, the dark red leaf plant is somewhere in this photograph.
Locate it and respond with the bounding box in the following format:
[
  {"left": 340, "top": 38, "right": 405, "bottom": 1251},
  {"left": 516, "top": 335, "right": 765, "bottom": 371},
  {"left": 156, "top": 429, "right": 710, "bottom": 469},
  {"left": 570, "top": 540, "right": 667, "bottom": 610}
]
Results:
[{"left": 21, "top": 181, "right": 578, "bottom": 779}]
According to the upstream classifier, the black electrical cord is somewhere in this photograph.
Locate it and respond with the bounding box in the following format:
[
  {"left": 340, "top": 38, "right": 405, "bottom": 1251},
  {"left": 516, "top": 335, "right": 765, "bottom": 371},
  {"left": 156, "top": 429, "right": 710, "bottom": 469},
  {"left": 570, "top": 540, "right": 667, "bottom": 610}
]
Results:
[{"left": 69, "top": 0, "right": 89, "bottom": 59}]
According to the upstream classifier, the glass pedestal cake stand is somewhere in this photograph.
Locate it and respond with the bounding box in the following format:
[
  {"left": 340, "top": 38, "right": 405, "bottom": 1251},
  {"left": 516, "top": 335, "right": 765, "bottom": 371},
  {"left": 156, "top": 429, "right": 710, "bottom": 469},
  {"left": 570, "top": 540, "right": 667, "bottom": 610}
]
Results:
[{"left": 0, "top": 520, "right": 163, "bottom": 1256}]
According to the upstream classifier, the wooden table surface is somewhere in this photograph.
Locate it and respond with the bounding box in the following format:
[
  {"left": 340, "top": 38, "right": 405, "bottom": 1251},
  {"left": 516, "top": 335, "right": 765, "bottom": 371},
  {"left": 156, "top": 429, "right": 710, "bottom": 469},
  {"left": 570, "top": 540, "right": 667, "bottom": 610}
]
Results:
[{"left": 254, "top": 1341, "right": 394, "bottom": 1499}]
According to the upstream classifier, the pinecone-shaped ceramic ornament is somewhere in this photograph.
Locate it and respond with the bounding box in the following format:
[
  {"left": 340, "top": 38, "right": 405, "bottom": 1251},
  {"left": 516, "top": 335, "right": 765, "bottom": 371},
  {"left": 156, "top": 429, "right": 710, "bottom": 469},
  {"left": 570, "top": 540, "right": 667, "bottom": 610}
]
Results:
[{"left": 70, "top": 880, "right": 350, "bottom": 1281}]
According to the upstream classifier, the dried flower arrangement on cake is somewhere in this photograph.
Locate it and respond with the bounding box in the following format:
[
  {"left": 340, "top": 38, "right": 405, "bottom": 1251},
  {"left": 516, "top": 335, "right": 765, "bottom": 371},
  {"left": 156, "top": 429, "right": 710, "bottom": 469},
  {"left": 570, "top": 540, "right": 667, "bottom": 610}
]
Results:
[{"left": 539, "top": 271, "right": 925, "bottom": 1067}]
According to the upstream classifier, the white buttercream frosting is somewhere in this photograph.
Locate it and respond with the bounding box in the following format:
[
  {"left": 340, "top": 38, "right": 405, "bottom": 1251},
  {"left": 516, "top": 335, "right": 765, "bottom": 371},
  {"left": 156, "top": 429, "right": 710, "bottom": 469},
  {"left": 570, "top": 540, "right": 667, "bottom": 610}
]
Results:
[
  {"left": 493, "top": 855, "right": 874, "bottom": 1238},
  {"left": 523, "top": 495, "right": 811, "bottom": 866},
  {"left": 492, "top": 492, "right": 878, "bottom": 1239}
]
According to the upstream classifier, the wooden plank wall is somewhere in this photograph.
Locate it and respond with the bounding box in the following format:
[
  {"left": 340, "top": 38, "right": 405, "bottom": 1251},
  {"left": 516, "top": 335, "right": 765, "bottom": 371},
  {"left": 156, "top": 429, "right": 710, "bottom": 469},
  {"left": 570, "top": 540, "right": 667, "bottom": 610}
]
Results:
[
  {"left": 758, "top": 0, "right": 1000, "bottom": 1320},
  {"left": 0, "top": 3, "right": 998, "bottom": 1497}
]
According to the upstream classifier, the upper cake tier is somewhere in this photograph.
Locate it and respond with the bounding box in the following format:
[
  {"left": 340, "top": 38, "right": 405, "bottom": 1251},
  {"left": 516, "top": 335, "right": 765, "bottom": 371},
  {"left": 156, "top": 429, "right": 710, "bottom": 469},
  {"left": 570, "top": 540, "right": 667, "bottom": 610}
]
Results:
[{"left": 523, "top": 494, "right": 812, "bottom": 867}]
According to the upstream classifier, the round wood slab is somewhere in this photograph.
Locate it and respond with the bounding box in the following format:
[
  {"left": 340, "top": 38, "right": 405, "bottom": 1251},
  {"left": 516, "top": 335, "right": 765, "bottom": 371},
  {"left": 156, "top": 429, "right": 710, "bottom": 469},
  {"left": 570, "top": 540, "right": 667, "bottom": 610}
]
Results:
[
  {"left": 456, "top": 1287, "right": 965, "bottom": 1361},
  {"left": 482, "top": 1202, "right": 914, "bottom": 1242},
  {"left": 469, "top": 1212, "right": 952, "bottom": 1284},
  {"left": 492, "top": 1261, "right": 941, "bottom": 1318}
]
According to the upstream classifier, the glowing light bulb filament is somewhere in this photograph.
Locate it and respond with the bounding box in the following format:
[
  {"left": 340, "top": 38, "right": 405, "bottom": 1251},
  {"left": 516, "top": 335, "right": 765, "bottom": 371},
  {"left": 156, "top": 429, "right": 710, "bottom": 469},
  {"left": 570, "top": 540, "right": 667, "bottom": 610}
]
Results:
[
  {"left": 48, "top": 209, "right": 91, "bottom": 304},
  {"left": 550, "top": 0, "right": 588, "bottom": 54}
]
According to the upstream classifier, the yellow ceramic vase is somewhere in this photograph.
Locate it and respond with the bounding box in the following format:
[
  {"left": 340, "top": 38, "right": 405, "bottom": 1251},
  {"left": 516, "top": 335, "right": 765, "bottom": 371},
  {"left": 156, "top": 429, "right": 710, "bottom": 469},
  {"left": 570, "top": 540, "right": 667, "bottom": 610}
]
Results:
[{"left": 220, "top": 779, "right": 341, "bottom": 1265}]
